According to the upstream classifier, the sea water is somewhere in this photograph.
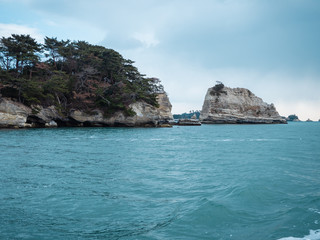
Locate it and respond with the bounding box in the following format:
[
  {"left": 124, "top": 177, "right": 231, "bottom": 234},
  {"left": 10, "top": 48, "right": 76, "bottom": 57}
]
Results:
[{"left": 0, "top": 122, "right": 319, "bottom": 240}]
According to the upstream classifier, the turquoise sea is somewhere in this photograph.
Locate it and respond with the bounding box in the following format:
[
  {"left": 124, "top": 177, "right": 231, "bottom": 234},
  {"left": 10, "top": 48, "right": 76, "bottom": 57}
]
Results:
[{"left": 0, "top": 122, "right": 320, "bottom": 240}]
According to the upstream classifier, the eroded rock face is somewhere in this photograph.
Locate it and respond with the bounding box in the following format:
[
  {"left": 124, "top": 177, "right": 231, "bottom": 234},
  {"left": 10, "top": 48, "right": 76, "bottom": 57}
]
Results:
[
  {"left": 69, "top": 93, "right": 173, "bottom": 127},
  {"left": 0, "top": 93, "right": 173, "bottom": 128},
  {"left": 0, "top": 98, "right": 31, "bottom": 128},
  {"left": 200, "top": 86, "right": 287, "bottom": 124},
  {"left": 0, "top": 98, "right": 62, "bottom": 128},
  {"left": 156, "top": 93, "right": 173, "bottom": 120}
]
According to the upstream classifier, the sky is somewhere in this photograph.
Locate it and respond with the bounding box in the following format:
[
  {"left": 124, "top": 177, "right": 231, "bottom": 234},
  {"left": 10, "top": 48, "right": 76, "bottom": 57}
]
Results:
[{"left": 0, "top": 0, "right": 320, "bottom": 120}]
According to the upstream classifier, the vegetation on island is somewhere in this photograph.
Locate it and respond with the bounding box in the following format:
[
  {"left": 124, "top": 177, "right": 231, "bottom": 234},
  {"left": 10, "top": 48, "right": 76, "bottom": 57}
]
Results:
[
  {"left": 210, "top": 81, "right": 226, "bottom": 97},
  {"left": 173, "top": 110, "right": 200, "bottom": 120},
  {"left": 212, "top": 81, "right": 224, "bottom": 92},
  {"left": 0, "top": 34, "right": 164, "bottom": 116}
]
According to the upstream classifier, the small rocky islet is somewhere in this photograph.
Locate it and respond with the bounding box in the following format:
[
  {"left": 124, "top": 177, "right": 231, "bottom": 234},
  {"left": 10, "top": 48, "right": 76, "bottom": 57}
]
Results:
[{"left": 199, "top": 83, "right": 287, "bottom": 124}]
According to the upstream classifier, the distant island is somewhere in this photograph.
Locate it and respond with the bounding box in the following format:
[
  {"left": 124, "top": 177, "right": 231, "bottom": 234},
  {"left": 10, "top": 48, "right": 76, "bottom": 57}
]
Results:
[
  {"left": 173, "top": 110, "right": 200, "bottom": 120},
  {"left": 285, "top": 115, "right": 319, "bottom": 122},
  {"left": 0, "top": 34, "right": 173, "bottom": 128},
  {"left": 286, "top": 114, "right": 301, "bottom": 122}
]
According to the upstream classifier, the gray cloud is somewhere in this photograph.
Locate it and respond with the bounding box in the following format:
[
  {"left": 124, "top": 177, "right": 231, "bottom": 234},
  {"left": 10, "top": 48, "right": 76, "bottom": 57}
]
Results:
[{"left": 19, "top": 0, "right": 320, "bottom": 72}]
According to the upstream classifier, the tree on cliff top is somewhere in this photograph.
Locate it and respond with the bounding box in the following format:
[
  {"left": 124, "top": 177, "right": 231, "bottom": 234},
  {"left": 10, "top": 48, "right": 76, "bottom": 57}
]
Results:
[
  {"left": 0, "top": 34, "right": 41, "bottom": 73},
  {"left": 43, "top": 37, "right": 69, "bottom": 70},
  {"left": 213, "top": 81, "right": 224, "bottom": 91}
]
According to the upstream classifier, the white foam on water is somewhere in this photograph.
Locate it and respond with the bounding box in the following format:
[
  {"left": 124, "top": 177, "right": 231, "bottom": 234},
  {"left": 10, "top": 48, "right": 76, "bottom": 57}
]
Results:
[
  {"left": 248, "top": 138, "right": 279, "bottom": 142},
  {"left": 309, "top": 208, "right": 320, "bottom": 215},
  {"left": 213, "top": 138, "right": 280, "bottom": 142},
  {"left": 278, "top": 229, "right": 320, "bottom": 240},
  {"left": 214, "top": 139, "right": 233, "bottom": 142}
]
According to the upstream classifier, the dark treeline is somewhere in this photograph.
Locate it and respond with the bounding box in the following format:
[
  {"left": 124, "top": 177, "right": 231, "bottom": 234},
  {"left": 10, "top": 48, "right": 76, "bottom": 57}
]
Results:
[
  {"left": 173, "top": 110, "right": 201, "bottom": 120},
  {"left": 0, "top": 34, "right": 164, "bottom": 116}
]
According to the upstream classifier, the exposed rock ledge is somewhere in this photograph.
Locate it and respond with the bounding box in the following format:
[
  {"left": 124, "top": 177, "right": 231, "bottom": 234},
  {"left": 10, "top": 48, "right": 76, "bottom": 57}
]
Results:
[
  {"left": 200, "top": 85, "right": 287, "bottom": 124},
  {"left": 177, "top": 119, "right": 201, "bottom": 126},
  {"left": 0, "top": 93, "right": 173, "bottom": 128}
]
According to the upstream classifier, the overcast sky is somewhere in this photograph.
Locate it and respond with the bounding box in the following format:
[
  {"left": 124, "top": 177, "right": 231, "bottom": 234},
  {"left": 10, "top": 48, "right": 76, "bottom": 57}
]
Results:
[{"left": 1, "top": 0, "right": 320, "bottom": 120}]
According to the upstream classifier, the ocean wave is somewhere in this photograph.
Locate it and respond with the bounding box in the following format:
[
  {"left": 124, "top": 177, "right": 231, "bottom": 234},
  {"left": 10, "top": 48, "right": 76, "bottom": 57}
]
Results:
[
  {"left": 181, "top": 197, "right": 256, "bottom": 225},
  {"left": 212, "top": 138, "right": 280, "bottom": 142},
  {"left": 309, "top": 208, "right": 320, "bottom": 215},
  {"left": 278, "top": 229, "right": 320, "bottom": 240}
]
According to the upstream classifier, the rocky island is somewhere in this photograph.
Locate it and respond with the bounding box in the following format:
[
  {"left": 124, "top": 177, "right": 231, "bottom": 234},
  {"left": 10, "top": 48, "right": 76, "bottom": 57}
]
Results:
[
  {"left": 0, "top": 34, "right": 173, "bottom": 128},
  {"left": 200, "top": 83, "right": 287, "bottom": 124}
]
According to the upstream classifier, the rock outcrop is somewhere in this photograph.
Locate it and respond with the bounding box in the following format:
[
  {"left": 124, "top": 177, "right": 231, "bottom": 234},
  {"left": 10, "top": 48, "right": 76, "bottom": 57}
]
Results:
[
  {"left": 0, "top": 93, "right": 173, "bottom": 128},
  {"left": 0, "top": 99, "right": 32, "bottom": 128},
  {"left": 68, "top": 93, "right": 172, "bottom": 127},
  {"left": 200, "top": 85, "right": 286, "bottom": 124},
  {"left": 177, "top": 119, "right": 201, "bottom": 126}
]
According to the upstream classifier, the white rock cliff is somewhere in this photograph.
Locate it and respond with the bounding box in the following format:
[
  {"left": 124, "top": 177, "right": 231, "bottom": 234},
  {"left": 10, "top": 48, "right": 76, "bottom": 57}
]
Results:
[
  {"left": 200, "top": 85, "right": 286, "bottom": 124},
  {"left": 0, "top": 93, "right": 173, "bottom": 128}
]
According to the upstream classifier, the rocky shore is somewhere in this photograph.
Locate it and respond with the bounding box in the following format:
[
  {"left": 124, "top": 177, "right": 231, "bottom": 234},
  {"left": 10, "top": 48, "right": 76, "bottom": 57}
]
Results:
[
  {"left": 0, "top": 93, "right": 173, "bottom": 128},
  {"left": 0, "top": 83, "right": 290, "bottom": 128},
  {"left": 200, "top": 84, "right": 287, "bottom": 124},
  {"left": 177, "top": 119, "right": 201, "bottom": 126}
]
